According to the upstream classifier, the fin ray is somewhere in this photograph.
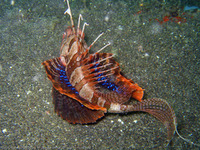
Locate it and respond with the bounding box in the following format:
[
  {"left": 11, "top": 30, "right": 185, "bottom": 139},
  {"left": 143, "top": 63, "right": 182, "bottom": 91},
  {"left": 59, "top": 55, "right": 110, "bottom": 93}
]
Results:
[
  {"left": 42, "top": 57, "right": 107, "bottom": 112},
  {"left": 52, "top": 87, "right": 104, "bottom": 124}
]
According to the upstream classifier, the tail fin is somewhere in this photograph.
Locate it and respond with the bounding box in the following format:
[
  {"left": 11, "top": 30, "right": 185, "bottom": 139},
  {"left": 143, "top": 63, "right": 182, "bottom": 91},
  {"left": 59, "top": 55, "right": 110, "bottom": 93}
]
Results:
[
  {"left": 120, "top": 98, "right": 177, "bottom": 144},
  {"left": 135, "top": 98, "right": 176, "bottom": 144},
  {"left": 130, "top": 98, "right": 200, "bottom": 146}
]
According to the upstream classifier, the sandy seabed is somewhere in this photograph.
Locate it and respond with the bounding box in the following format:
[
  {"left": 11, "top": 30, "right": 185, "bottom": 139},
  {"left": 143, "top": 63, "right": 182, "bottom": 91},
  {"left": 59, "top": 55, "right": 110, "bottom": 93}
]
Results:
[{"left": 1, "top": 0, "right": 199, "bottom": 149}]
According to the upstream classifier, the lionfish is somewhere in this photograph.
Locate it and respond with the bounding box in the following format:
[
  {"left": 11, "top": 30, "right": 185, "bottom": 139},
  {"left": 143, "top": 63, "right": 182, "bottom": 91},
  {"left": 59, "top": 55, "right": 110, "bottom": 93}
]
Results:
[{"left": 42, "top": 0, "right": 197, "bottom": 146}]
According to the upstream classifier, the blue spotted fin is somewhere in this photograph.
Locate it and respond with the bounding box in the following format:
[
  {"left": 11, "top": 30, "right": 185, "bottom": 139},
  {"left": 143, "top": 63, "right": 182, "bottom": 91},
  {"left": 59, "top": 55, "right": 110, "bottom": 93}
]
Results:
[
  {"left": 42, "top": 57, "right": 107, "bottom": 112},
  {"left": 77, "top": 52, "right": 144, "bottom": 104}
]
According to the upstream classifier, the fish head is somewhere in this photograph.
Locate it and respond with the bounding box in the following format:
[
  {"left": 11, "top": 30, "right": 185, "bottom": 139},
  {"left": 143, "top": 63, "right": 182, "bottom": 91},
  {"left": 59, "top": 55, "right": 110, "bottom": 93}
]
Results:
[{"left": 60, "top": 26, "right": 87, "bottom": 67}]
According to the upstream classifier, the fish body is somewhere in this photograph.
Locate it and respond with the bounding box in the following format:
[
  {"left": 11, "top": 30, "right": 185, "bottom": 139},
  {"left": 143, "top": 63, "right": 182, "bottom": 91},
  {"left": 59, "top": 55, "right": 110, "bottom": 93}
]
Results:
[
  {"left": 184, "top": 6, "right": 200, "bottom": 11},
  {"left": 42, "top": 0, "right": 177, "bottom": 144}
]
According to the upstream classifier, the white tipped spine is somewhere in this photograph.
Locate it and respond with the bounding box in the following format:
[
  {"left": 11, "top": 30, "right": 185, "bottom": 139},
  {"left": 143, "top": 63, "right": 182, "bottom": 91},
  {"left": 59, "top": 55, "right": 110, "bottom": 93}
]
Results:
[{"left": 64, "top": 0, "right": 75, "bottom": 34}]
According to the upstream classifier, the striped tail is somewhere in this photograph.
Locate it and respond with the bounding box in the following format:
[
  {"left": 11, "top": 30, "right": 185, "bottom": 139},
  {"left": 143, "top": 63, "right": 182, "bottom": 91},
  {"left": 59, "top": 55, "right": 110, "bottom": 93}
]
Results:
[{"left": 108, "top": 98, "right": 176, "bottom": 144}]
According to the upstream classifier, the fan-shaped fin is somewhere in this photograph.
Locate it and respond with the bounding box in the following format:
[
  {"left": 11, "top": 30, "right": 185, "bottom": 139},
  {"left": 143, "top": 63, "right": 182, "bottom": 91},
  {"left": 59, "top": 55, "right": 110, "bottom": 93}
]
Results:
[
  {"left": 52, "top": 87, "right": 105, "bottom": 124},
  {"left": 75, "top": 52, "right": 144, "bottom": 104},
  {"left": 42, "top": 57, "right": 107, "bottom": 112}
]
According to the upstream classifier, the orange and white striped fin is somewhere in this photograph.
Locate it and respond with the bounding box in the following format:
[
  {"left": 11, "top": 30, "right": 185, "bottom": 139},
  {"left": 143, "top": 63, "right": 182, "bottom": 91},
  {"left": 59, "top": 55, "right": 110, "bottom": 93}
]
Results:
[{"left": 42, "top": 57, "right": 107, "bottom": 112}]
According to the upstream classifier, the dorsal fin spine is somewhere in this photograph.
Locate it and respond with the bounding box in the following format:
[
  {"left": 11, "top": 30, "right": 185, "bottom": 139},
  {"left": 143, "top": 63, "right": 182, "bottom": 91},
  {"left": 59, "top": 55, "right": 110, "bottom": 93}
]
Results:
[{"left": 64, "top": 0, "right": 76, "bottom": 34}]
